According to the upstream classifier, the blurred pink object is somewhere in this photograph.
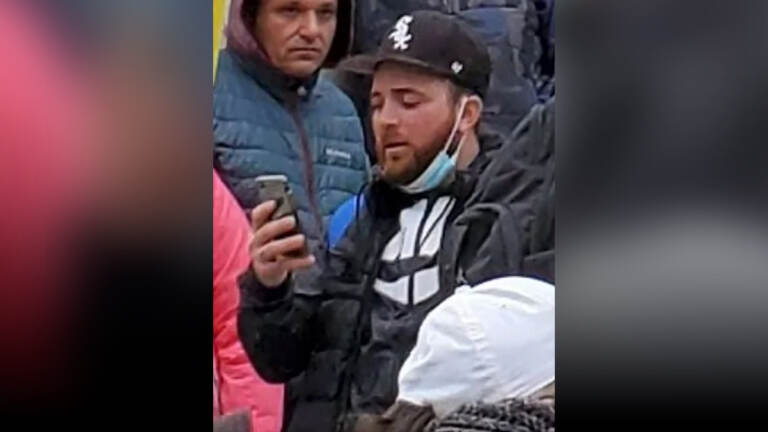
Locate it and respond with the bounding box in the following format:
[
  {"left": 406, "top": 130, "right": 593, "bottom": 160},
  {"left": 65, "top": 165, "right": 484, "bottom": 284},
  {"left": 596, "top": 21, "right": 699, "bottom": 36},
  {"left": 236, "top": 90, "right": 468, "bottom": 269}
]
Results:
[
  {"left": 0, "top": 1, "right": 91, "bottom": 393},
  {"left": 214, "top": 171, "right": 284, "bottom": 432}
]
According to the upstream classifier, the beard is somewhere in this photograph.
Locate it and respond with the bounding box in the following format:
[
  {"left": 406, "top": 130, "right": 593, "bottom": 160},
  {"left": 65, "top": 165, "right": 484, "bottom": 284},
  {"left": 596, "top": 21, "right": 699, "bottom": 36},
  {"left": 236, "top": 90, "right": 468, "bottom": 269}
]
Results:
[{"left": 378, "top": 117, "right": 456, "bottom": 186}]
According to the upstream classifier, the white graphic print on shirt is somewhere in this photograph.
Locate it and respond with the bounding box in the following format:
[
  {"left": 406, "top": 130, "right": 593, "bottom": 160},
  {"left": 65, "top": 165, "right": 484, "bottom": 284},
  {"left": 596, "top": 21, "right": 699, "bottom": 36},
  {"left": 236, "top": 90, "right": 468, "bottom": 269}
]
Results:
[{"left": 374, "top": 196, "right": 455, "bottom": 305}]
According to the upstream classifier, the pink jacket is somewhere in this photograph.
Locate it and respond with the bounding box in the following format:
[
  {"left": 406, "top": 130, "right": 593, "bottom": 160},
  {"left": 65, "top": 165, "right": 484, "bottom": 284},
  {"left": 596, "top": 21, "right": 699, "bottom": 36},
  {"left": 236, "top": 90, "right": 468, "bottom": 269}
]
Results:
[{"left": 214, "top": 171, "right": 283, "bottom": 432}]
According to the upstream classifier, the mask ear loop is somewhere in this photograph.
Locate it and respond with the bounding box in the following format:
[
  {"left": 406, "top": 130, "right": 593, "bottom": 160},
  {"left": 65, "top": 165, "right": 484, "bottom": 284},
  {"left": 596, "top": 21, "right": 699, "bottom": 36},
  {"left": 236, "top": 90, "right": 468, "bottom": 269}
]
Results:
[
  {"left": 397, "top": 95, "right": 481, "bottom": 194},
  {"left": 444, "top": 96, "right": 468, "bottom": 157},
  {"left": 446, "top": 95, "right": 482, "bottom": 161}
]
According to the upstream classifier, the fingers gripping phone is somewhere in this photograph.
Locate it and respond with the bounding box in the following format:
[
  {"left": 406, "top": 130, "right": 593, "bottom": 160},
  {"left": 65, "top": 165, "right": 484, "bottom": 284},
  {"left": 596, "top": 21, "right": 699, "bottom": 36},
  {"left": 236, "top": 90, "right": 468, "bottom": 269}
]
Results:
[{"left": 254, "top": 175, "right": 309, "bottom": 258}]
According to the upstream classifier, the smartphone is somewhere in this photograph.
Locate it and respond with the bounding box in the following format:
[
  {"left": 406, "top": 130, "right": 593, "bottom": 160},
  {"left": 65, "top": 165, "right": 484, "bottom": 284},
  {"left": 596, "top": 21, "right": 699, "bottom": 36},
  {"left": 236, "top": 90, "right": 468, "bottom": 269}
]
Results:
[{"left": 254, "top": 175, "right": 308, "bottom": 257}]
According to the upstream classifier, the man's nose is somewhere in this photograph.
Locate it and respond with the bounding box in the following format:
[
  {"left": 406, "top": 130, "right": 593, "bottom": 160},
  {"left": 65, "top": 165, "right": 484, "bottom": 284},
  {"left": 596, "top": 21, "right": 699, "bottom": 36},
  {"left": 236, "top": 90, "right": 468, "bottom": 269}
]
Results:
[
  {"left": 375, "top": 100, "right": 400, "bottom": 128},
  {"left": 298, "top": 12, "right": 321, "bottom": 40}
]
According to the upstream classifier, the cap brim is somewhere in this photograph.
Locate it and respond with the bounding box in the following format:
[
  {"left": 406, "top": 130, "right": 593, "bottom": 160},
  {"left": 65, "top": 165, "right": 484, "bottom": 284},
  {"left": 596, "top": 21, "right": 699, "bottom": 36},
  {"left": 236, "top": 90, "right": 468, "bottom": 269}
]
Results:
[
  {"left": 337, "top": 53, "right": 452, "bottom": 79},
  {"left": 336, "top": 54, "right": 378, "bottom": 75}
]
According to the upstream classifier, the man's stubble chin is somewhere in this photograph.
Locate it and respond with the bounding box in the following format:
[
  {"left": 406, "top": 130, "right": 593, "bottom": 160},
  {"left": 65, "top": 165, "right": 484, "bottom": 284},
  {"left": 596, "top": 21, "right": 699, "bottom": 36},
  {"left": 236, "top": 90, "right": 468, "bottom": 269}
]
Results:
[
  {"left": 381, "top": 155, "right": 420, "bottom": 185},
  {"left": 380, "top": 126, "right": 453, "bottom": 186}
]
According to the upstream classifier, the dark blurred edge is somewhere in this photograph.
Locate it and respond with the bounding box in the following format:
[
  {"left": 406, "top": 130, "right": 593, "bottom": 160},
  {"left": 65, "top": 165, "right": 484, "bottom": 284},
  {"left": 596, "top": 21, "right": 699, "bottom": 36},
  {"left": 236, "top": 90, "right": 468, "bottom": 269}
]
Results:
[{"left": 558, "top": 0, "right": 768, "bottom": 428}]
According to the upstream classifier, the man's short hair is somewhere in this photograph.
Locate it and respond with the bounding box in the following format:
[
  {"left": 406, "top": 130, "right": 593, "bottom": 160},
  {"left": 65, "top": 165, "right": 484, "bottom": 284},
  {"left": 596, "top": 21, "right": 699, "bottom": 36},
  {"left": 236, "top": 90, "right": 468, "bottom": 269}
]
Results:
[
  {"left": 446, "top": 81, "right": 482, "bottom": 131},
  {"left": 448, "top": 81, "right": 477, "bottom": 104}
]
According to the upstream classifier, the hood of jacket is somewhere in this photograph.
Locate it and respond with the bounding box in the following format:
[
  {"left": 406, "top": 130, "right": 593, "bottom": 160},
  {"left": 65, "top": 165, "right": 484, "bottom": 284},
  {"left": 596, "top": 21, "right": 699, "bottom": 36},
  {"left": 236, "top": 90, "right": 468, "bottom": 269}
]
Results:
[
  {"left": 225, "top": 0, "right": 354, "bottom": 68},
  {"left": 471, "top": 98, "right": 554, "bottom": 207}
]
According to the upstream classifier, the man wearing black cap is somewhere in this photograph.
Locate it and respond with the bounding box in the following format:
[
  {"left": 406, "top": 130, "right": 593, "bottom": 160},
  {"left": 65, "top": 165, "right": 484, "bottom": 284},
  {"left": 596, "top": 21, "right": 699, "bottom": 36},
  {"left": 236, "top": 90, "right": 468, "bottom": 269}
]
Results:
[
  {"left": 346, "top": 11, "right": 492, "bottom": 194},
  {"left": 326, "top": 0, "right": 554, "bottom": 161},
  {"left": 237, "top": 11, "right": 522, "bottom": 432}
]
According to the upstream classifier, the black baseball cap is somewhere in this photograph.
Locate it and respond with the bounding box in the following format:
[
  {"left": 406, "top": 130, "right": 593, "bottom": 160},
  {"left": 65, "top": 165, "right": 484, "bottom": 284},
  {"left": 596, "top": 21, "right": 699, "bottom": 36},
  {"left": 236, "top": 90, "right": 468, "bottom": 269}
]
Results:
[{"left": 340, "top": 10, "right": 492, "bottom": 97}]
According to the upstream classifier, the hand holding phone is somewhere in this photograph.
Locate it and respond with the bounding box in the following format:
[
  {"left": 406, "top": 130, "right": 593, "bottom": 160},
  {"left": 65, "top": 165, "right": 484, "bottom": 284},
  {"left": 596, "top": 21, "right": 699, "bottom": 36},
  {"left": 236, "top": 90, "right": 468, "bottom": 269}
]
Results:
[{"left": 248, "top": 175, "right": 315, "bottom": 288}]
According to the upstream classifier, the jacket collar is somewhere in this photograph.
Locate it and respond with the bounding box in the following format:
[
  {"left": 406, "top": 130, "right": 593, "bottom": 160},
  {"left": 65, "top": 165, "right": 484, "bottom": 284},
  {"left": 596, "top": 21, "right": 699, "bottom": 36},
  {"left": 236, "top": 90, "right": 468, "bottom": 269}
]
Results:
[{"left": 229, "top": 48, "right": 319, "bottom": 105}]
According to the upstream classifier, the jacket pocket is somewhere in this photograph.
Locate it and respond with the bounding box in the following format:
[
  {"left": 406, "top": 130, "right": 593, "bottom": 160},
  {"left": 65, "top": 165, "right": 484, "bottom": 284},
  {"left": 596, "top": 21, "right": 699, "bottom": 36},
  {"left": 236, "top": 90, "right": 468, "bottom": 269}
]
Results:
[
  {"left": 299, "top": 349, "right": 347, "bottom": 400},
  {"left": 351, "top": 350, "right": 400, "bottom": 410},
  {"left": 317, "top": 298, "right": 361, "bottom": 352}
]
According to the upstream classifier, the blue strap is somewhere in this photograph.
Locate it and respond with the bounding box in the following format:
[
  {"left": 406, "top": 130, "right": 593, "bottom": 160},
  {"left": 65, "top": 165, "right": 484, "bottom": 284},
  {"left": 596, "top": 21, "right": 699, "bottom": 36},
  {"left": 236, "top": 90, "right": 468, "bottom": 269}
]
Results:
[{"left": 327, "top": 194, "right": 365, "bottom": 248}]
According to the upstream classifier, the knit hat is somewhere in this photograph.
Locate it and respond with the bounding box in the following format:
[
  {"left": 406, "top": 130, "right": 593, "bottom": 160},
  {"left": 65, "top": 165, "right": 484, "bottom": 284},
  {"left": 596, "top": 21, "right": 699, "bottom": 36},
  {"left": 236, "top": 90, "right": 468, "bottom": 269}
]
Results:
[{"left": 427, "top": 398, "right": 555, "bottom": 432}]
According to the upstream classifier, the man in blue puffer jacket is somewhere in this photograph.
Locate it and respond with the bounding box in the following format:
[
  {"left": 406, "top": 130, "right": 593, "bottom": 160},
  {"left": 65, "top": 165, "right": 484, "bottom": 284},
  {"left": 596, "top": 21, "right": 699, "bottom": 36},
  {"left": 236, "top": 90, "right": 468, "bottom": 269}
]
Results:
[{"left": 214, "top": 0, "right": 370, "bottom": 256}]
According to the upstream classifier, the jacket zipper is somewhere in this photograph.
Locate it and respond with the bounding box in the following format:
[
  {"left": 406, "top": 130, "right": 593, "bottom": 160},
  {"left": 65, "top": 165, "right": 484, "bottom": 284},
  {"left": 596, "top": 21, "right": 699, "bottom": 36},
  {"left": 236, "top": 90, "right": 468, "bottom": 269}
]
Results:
[
  {"left": 286, "top": 97, "right": 325, "bottom": 239},
  {"left": 336, "top": 221, "right": 398, "bottom": 432}
]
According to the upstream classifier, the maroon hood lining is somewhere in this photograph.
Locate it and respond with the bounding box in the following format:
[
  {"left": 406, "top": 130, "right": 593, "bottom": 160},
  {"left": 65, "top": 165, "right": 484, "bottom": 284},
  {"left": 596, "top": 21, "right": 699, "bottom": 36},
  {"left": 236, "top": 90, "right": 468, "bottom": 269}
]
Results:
[{"left": 224, "top": 0, "right": 354, "bottom": 67}]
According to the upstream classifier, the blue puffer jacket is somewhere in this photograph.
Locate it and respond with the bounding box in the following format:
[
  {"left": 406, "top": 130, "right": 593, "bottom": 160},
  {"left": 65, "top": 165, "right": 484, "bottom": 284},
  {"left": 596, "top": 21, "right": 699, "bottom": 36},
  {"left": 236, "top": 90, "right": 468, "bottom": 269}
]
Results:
[{"left": 214, "top": 49, "right": 370, "bottom": 248}]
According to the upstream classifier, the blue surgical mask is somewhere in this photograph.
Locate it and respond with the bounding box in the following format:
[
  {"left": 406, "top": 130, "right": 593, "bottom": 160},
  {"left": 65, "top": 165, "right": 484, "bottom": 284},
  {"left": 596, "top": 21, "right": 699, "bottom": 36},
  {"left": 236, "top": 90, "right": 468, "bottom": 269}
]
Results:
[{"left": 398, "top": 97, "right": 469, "bottom": 194}]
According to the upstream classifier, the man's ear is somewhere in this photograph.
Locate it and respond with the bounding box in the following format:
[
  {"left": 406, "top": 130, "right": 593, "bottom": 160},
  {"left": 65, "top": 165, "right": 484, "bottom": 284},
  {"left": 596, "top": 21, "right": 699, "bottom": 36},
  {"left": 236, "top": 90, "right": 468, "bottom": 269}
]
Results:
[{"left": 458, "top": 95, "right": 483, "bottom": 133}]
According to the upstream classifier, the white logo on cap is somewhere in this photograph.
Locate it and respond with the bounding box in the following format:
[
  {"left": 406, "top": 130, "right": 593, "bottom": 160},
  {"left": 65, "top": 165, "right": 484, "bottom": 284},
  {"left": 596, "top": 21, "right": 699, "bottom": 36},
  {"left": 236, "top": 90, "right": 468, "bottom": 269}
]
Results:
[
  {"left": 388, "top": 15, "right": 414, "bottom": 51},
  {"left": 451, "top": 61, "right": 464, "bottom": 74}
]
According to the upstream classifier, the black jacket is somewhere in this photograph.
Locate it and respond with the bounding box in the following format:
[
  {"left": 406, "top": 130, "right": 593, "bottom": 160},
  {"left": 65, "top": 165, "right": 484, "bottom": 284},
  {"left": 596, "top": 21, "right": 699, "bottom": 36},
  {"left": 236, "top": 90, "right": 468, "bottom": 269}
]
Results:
[
  {"left": 238, "top": 177, "right": 476, "bottom": 432},
  {"left": 459, "top": 98, "right": 555, "bottom": 284},
  {"left": 237, "top": 132, "right": 546, "bottom": 432}
]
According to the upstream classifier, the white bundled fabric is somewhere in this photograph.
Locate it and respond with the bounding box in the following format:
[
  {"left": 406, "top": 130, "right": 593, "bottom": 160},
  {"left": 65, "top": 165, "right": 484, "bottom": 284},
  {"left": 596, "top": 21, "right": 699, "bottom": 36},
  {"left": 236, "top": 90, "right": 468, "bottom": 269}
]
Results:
[{"left": 397, "top": 276, "right": 555, "bottom": 418}]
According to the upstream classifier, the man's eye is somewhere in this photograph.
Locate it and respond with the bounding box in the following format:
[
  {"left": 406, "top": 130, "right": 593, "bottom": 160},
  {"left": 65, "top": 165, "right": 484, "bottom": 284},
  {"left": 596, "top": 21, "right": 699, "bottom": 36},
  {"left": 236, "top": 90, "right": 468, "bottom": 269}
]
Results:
[
  {"left": 402, "top": 99, "right": 420, "bottom": 109},
  {"left": 279, "top": 6, "right": 300, "bottom": 16},
  {"left": 318, "top": 9, "right": 336, "bottom": 20}
]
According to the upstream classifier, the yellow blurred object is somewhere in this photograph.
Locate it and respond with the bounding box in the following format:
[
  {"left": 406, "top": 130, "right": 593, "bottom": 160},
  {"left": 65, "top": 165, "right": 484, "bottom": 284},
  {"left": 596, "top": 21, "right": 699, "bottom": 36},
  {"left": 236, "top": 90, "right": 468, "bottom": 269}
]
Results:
[{"left": 213, "top": 0, "right": 230, "bottom": 83}]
